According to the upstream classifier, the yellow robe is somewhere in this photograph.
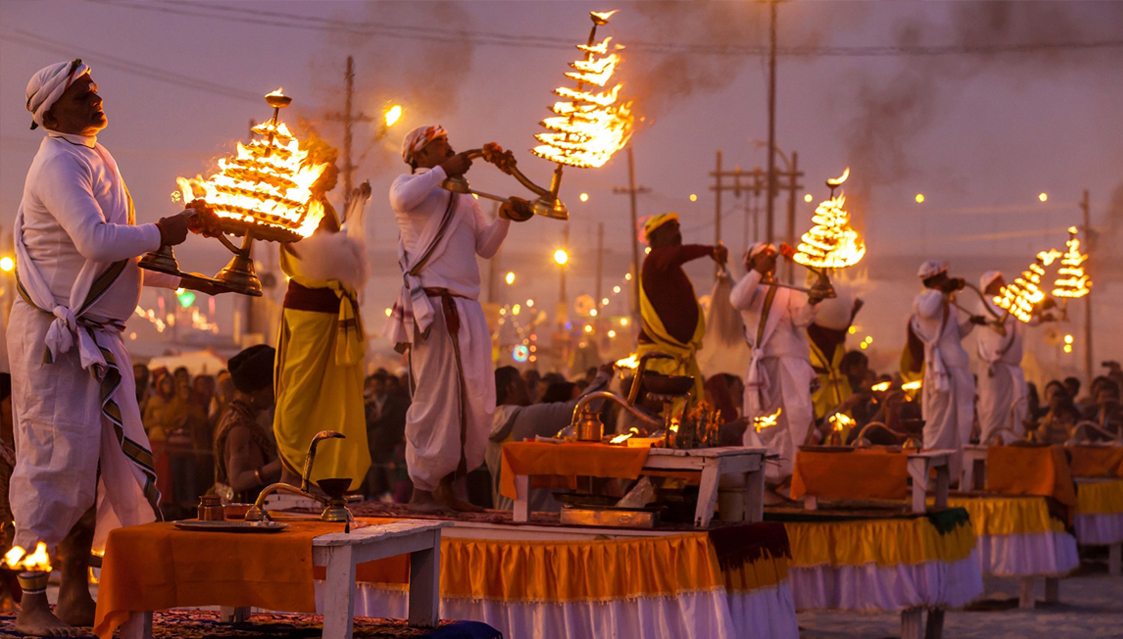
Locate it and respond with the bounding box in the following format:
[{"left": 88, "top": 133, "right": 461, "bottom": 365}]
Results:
[
  {"left": 637, "top": 276, "right": 706, "bottom": 401},
  {"left": 810, "top": 340, "right": 852, "bottom": 420},
  {"left": 273, "top": 205, "right": 370, "bottom": 490}
]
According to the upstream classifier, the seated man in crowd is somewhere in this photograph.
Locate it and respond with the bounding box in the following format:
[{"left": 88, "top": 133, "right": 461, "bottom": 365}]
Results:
[
  {"left": 213, "top": 346, "right": 280, "bottom": 503},
  {"left": 1032, "top": 380, "right": 1082, "bottom": 444},
  {"left": 1081, "top": 376, "right": 1123, "bottom": 441},
  {"left": 487, "top": 364, "right": 613, "bottom": 511}
]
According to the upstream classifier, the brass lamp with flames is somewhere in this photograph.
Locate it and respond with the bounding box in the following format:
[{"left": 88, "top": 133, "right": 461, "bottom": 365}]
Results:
[
  {"left": 140, "top": 89, "right": 328, "bottom": 296},
  {"left": 992, "top": 249, "right": 1061, "bottom": 324},
  {"left": 440, "top": 10, "right": 633, "bottom": 220},
  {"left": 1052, "top": 226, "right": 1091, "bottom": 319}
]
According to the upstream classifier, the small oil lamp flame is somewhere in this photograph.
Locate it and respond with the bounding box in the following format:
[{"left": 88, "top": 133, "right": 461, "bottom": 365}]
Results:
[
  {"left": 901, "top": 381, "right": 922, "bottom": 391},
  {"left": 829, "top": 412, "right": 854, "bottom": 432},
  {"left": 615, "top": 354, "right": 639, "bottom": 370},
  {"left": 793, "top": 168, "right": 865, "bottom": 270},
  {"left": 870, "top": 381, "right": 892, "bottom": 392},
  {"left": 4, "top": 542, "right": 51, "bottom": 572},
  {"left": 753, "top": 408, "right": 782, "bottom": 433},
  {"left": 609, "top": 432, "right": 634, "bottom": 444},
  {"left": 1053, "top": 226, "right": 1091, "bottom": 299}
]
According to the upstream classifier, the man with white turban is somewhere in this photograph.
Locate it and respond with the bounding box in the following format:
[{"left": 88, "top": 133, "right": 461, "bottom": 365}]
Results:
[
  {"left": 9, "top": 60, "right": 209, "bottom": 636},
  {"left": 636, "top": 213, "right": 728, "bottom": 400},
  {"left": 910, "top": 261, "right": 986, "bottom": 475},
  {"left": 732, "top": 242, "right": 822, "bottom": 485},
  {"left": 386, "top": 125, "right": 530, "bottom": 513},
  {"left": 975, "top": 271, "right": 1039, "bottom": 443}
]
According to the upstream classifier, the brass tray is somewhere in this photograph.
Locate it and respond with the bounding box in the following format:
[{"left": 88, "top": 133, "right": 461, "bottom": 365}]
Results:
[
  {"left": 559, "top": 507, "right": 658, "bottom": 529},
  {"left": 173, "top": 520, "right": 289, "bottom": 533}
]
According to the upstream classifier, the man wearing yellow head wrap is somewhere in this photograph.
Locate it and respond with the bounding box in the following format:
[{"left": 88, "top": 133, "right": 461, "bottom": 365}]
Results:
[{"left": 636, "top": 213, "right": 728, "bottom": 400}]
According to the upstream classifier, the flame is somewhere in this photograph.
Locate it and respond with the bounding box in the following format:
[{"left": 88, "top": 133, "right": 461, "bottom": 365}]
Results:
[
  {"left": 615, "top": 354, "right": 639, "bottom": 370},
  {"left": 993, "top": 250, "right": 1059, "bottom": 323},
  {"left": 609, "top": 432, "right": 634, "bottom": 444},
  {"left": 384, "top": 105, "right": 402, "bottom": 128},
  {"left": 829, "top": 412, "right": 854, "bottom": 432},
  {"left": 826, "top": 167, "right": 850, "bottom": 187},
  {"left": 591, "top": 10, "right": 619, "bottom": 23},
  {"left": 266, "top": 87, "right": 284, "bottom": 97},
  {"left": 4, "top": 542, "right": 51, "bottom": 572},
  {"left": 1052, "top": 227, "right": 1091, "bottom": 299},
  {"left": 669, "top": 417, "right": 680, "bottom": 433},
  {"left": 89, "top": 567, "right": 100, "bottom": 584},
  {"left": 753, "top": 408, "right": 782, "bottom": 433},
  {"left": 901, "top": 380, "right": 922, "bottom": 391},
  {"left": 870, "top": 381, "right": 891, "bottom": 392},
  {"left": 532, "top": 12, "right": 633, "bottom": 169},
  {"left": 793, "top": 186, "right": 866, "bottom": 269},
  {"left": 177, "top": 117, "right": 328, "bottom": 240}
]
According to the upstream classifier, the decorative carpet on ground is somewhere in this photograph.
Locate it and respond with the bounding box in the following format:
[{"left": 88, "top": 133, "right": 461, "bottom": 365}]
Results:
[{"left": 3, "top": 611, "right": 499, "bottom": 639}]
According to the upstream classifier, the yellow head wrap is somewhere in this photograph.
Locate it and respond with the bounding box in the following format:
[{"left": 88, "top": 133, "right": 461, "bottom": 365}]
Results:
[{"left": 642, "top": 212, "right": 679, "bottom": 243}]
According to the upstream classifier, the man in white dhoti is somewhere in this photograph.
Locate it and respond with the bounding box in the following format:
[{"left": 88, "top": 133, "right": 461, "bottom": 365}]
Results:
[
  {"left": 8, "top": 60, "right": 206, "bottom": 636},
  {"left": 732, "top": 243, "right": 822, "bottom": 485},
  {"left": 911, "top": 261, "right": 985, "bottom": 475},
  {"left": 385, "top": 125, "right": 530, "bottom": 513},
  {"left": 975, "top": 271, "right": 1043, "bottom": 444}
]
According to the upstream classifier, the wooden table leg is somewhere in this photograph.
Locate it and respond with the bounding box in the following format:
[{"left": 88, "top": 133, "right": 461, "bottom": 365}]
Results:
[
  {"left": 925, "top": 607, "right": 944, "bottom": 639},
  {"left": 1044, "top": 577, "right": 1060, "bottom": 604},
  {"left": 901, "top": 606, "right": 924, "bottom": 639},
  {"left": 1110, "top": 542, "right": 1122, "bottom": 577},
  {"left": 933, "top": 465, "right": 949, "bottom": 510},
  {"left": 321, "top": 544, "right": 357, "bottom": 639},
  {"left": 120, "top": 611, "right": 153, "bottom": 639},
  {"left": 717, "top": 472, "right": 745, "bottom": 523},
  {"left": 512, "top": 475, "right": 530, "bottom": 523},
  {"left": 694, "top": 458, "right": 721, "bottom": 528},
  {"left": 408, "top": 530, "right": 441, "bottom": 627},
  {"left": 1019, "top": 577, "right": 1036, "bottom": 609},
  {"left": 908, "top": 458, "right": 929, "bottom": 514},
  {"left": 745, "top": 467, "right": 765, "bottom": 523},
  {"left": 219, "top": 606, "right": 250, "bottom": 623}
]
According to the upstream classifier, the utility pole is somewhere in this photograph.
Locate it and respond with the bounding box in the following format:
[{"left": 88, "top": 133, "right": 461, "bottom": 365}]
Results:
[
  {"left": 325, "top": 55, "right": 377, "bottom": 211},
  {"left": 613, "top": 146, "right": 650, "bottom": 326},
  {"left": 785, "top": 152, "right": 799, "bottom": 280},
  {"left": 595, "top": 222, "right": 604, "bottom": 318},
  {"left": 765, "top": 0, "right": 779, "bottom": 243},
  {"left": 1081, "top": 189, "right": 1093, "bottom": 384},
  {"left": 559, "top": 222, "right": 570, "bottom": 312},
  {"left": 714, "top": 150, "right": 723, "bottom": 246},
  {"left": 710, "top": 158, "right": 803, "bottom": 249}
]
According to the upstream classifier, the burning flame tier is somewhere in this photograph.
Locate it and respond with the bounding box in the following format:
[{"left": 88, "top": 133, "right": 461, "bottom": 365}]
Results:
[
  {"left": 993, "top": 250, "right": 1058, "bottom": 323},
  {"left": 794, "top": 170, "right": 865, "bottom": 269},
  {"left": 532, "top": 12, "right": 633, "bottom": 169},
  {"left": 177, "top": 119, "right": 327, "bottom": 243},
  {"left": 1052, "top": 226, "right": 1091, "bottom": 299}
]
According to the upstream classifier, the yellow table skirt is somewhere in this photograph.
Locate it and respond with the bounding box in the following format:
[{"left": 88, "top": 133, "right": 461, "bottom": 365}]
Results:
[
  {"left": 947, "top": 496, "right": 1066, "bottom": 537},
  {"left": 784, "top": 514, "right": 975, "bottom": 568},
  {"left": 1076, "top": 480, "right": 1123, "bottom": 516}
]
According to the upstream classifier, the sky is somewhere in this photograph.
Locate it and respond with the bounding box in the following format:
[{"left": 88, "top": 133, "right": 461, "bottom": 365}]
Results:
[{"left": 1, "top": 0, "right": 1121, "bottom": 378}]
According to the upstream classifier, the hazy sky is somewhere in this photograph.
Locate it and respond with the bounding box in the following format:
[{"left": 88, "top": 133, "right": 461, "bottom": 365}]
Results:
[{"left": 2, "top": 1, "right": 1121, "bottom": 373}]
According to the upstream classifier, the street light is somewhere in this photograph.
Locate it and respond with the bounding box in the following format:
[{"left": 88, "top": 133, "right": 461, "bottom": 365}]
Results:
[
  {"left": 383, "top": 105, "right": 402, "bottom": 128},
  {"left": 553, "top": 249, "right": 569, "bottom": 266},
  {"left": 505, "top": 271, "right": 516, "bottom": 285},
  {"left": 0, "top": 256, "right": 13, "bottom": 273}
]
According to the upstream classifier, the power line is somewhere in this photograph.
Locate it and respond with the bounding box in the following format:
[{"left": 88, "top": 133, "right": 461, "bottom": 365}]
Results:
[
  {"left": 0, "top": 29, "right": 261, "bottom": 104},
  {"left": 83, "top": 0, "right": 1123, "bottom": 58}
]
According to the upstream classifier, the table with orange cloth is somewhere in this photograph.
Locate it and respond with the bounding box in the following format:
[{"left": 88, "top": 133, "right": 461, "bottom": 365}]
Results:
[
  {"left": 985, "top": 445, "right": 1078, "bottom": 512},
  {"left": 789, "top": 449, "right": 910, "bottom": 502},
  {"left": 1068, "top": 445, "right": 1123, "bottom": 479},
  {"left": 499, "top": 441, "right": 651, "bottom": 502},
  {"left": 92, "top": 517, "right": 445, "bottom": 639}
]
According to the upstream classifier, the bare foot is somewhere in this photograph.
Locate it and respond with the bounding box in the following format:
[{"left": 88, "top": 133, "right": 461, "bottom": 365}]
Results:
[
  {"left": 408, "top": 489, "right": 449, "bottom": 514},
  {"left": 434, "top": 483, "right": 485, "bottom": 513},
  {"left": 54, "top": 584, "right": 96, "bottom": 627},
  {"left": 15, "top": 593, "right": 86, "bottom": 637}
]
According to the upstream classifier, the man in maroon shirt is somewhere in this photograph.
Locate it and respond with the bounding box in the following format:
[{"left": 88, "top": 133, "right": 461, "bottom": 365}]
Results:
[{"left": 636, "top": 213, "right": 728, "bottom": 399}]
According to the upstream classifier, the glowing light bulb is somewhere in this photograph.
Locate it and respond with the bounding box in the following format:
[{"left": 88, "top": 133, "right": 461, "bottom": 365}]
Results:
[{"left": 915, "top": 193, "right": 925, "bottom": 204}]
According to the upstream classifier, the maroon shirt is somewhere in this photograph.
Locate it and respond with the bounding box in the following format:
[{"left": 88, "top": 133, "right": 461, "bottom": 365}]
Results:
[{"left": 639, "top": 244, "right": 714, "bottom": 345}]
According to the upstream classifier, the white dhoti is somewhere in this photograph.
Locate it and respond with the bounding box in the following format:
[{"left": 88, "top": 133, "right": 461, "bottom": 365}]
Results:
[
  {"left": 8, "top": 298, "right": 158, "bottom": 552},
  {"left": 743, "top": 356, "right": 816, "bottom": 481},
  {"left": 405, "top": 296, "right": 495, "bottom": 492},
  {"left": 977, "top": 362, "right": 1027, "bottom": 444}
]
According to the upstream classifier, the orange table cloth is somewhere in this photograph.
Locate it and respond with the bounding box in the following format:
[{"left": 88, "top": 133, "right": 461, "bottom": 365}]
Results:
[
  {"left": 500, "top": 442, "right": 650, "bottom": 501},
  {"left": 986, "top": 445, "right": 1077, "bottom": 507},
  {"left": 789, "top": 449, "right": 910, "bottom": 501},
  {"left": 1068, "top": 445, "right": 1123, "bottom": 479},
  {"left": 93, "top": 517, "right": 396, "bottom": 639}
]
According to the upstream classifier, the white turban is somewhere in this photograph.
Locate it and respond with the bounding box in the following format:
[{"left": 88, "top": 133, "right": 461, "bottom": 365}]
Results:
[
  {"left": 26, "top": 59, "right": 90, "bottom": 130},
  {"left": 917, "top": 260, "right": 948, "bottom": 280},
  {"left": 980, "top": 270, "right": 1003, "bottom": 292},
  {"left": 748, "top": 242, "right": 776, "bottom": 260},
  {"left": 401, "top": 124, "right": 446, "bottom": 165}
]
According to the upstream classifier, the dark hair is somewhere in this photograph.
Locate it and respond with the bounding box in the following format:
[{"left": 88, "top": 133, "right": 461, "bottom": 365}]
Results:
[
  {"left": 840, "top": 350, "right": 868, "bottom": 372},
  {"left": 541, "top": 382, "right": 576, "bottom": 404},
  {"left": 495, "top": 366, "right": 521, "bottom": 406},
  {"left": 1044, "top": 380, "right": 1068, "bottom": 399},
  {"left": 1063, "top": 376, "right": 1081, "bottom": 394}
]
